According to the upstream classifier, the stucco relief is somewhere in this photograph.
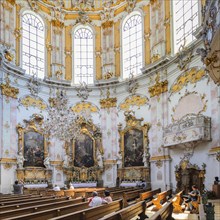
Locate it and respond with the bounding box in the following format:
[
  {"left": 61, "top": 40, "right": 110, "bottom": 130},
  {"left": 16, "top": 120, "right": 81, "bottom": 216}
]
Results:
[{"left": 172, "top": 92, "right": 207, "bottom": 121}]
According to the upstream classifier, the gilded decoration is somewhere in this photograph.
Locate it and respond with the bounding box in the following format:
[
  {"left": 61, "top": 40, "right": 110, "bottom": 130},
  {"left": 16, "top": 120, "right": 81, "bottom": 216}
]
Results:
[
  {"left": 170, "top": 68, "right": 206, "bottom": 94},
  {"left": 16, "top": 114, "right": 51, "bottom": 182},
  {"left": 148, "top": 74, "right": 168, "bottom": 98},
  {"left": 119, "top": 95, "right": 149, "bottom": 111},
  {"left": 155, "top": 160, "right": 163, "bottom": 169},
  {"left": 71, "top": 102, "right": 98, "bottom": 113},
  {"left": 0, "top": 76, "right": 19, "bottom": 99},
  {"left": 100, "top": 98, "right": 117, "bottom": 109},
  {"left": 63, "top": 117, "right": 104, "bottom": 183},
  {"left": 19, "top": 95, "right": 47, "bottom": 111},
  {"left": 117, "top": 111, "right": 151, "bottom": 183}
]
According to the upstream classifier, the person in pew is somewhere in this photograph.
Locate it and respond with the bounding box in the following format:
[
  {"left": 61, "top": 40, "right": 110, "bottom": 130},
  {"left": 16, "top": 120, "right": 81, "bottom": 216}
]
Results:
[
  {"left": 104, "top": 190, "right": 112, "bottom": 203},
  {"left": 182, "top": 185, "right": 200, "bottom": 211},
  {"left": 69, "top": 183, "right": 74, "bottom": 189},
  {"left": 53, "top": 184, "right": 61, "bottom": 191},
  {"left": 88, "top": 191, "right": 108, "bottom": 207},
  {"left": 13, "top": 180, "right": 24, "bottom": 194}
]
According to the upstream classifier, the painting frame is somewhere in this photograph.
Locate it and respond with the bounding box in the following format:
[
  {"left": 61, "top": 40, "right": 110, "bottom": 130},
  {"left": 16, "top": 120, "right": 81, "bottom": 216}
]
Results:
[{"left": 16, "top": 114, "right": 48, "bottom": 168}]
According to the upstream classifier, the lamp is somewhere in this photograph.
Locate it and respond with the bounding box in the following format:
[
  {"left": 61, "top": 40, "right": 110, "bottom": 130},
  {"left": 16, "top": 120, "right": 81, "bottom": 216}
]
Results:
[{"left": 43, "top": 90, "right": 81, "bottom": 142}]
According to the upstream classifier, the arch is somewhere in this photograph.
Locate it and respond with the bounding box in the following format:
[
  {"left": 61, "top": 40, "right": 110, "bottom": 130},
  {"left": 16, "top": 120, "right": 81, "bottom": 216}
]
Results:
[
  {"left": 73, "top": 25, "right": 94, "bottom": 85},
  {"left": 21, "top": 11, "right": 45, "bottom": 79},
  {"left": 122, "top": 11, "right": 143, "bottom": 79}
]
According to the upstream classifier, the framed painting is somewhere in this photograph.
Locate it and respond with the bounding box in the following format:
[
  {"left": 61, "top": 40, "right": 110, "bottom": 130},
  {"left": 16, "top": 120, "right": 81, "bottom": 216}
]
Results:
[
  {"left": 16, "top": 114, "right": 48, "bottom": 168},
  {"left": 73, "top": 133, "right": 95, "bottom": 168},
  {"left": 124, "top": 129, "right": 144, "bottom": 167}
]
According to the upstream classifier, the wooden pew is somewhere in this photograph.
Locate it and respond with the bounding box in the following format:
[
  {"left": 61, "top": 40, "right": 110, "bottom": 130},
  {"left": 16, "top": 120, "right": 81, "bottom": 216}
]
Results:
[
  {"left": 149, "top": 202, "right": 174, "bottom": 220},
  {"left": 0, "top": 197, "right": 69, "bottom": 212},
  {"left": 48, "top": 199, "right": 124, "bottom": 220},
  {"left": 98, "top": 200, "right": 148, "bottom": 220},
  {"left": 0, "top": 196, "right": 54, "bottom": 206},
  {"left": 172, "top": 190, "right": 184, "bottom": 213},
  {"left": 4, "top": 199, "right": 123, "bottom": 220},
  {"left": 191, "top": 195, "right": 201, "bottom": 213},
  {"left": 0, "top": 195, "right": 42, "bottom": 203},
  {"left": 0, "top": 197, "right": 85, "bottom": 219},
  {"left": 139, "top": 188, "right": 161, "bottom": 203},
  {"left": 123, "top": 188, "right": 146, "bottom": 207},
  {"left": 152, "top": 189, "right": 172, "bottom": 210},
  {"left": 63, "top": 190, "right": 75, "bottom": 198},
  {"left": 110, "top": 188, "right": 139, "bottom": 200}
]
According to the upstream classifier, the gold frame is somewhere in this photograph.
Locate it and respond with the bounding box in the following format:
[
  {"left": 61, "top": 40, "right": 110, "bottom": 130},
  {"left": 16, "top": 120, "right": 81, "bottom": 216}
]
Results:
[
  {"left": 16, "top": 114, "right": 49, "bottom": 164},
  {"left": 118, "top": 111, "right": 151, "bottom": 167}
]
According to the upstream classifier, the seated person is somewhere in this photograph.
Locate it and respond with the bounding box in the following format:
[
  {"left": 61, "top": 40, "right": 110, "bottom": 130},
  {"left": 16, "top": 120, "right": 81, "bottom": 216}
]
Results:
[
  {"left": 104, "top": 190, "right": 112, "bottom": 203},
  {"left": 183, "top": 185, "right": 200, "bottom": 211},
  {"left": 53, "top": 184, "right": 61, "bottom": 191},
  {"left": 88, "top": 191, "right": 108, "bottom": 207}
]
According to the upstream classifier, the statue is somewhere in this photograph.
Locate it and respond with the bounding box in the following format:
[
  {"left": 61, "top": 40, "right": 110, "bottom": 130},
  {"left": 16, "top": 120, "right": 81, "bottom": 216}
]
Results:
[
  {"left": 97, "top": 150, "right": 103, "bottom": 168},
  {"left": 116, "top": 151, "right": 122, "bottom": 168},
  {"left": 17, "top": 152, "right": 25, "bottom": 169},
  {"left": 63, "top": 153, "right": 70, "bottom": 168},
  {"left": 44, "top": 156, "right": 51, "bottom": 169},
  {"left": 142, "top": 154, "right": 148, "bottom": 167}
]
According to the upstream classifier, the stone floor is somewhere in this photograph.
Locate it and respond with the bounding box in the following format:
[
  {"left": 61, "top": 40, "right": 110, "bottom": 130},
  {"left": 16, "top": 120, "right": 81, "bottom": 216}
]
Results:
[{"left": 208, "top": 199, "right": 220, "bottom": 220}]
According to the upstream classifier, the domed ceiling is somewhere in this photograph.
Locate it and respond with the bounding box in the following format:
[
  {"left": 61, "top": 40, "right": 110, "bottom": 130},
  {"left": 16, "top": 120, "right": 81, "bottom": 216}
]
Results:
[{"left": 40, "top": 0, "right": 129, "bottom": 11}]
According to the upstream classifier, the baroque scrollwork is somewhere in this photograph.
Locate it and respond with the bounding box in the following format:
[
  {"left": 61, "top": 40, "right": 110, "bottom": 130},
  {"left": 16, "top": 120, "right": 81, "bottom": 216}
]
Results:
[
  {"left": 170, "top": 68, "right": 206, "bottom": 95},
  {"left": 148, "top": 74, "right": 168, "bottom": 98},
  {"left": 0, "top": 75, "right": 19, "bottom": 100}
]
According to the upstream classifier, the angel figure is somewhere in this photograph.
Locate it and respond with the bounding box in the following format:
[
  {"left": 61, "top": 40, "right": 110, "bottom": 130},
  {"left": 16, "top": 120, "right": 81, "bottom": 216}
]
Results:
[
  {"left": 17, "top": 152, "right": 25, "bottom": 169},
  {"left": 44, "top": 156, "right": 51, "bottom": 169}
]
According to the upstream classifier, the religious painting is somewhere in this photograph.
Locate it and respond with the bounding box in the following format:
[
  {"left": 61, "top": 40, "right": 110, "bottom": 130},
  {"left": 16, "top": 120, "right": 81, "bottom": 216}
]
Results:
[
  {"left": 124, "top": 129, "right": 144, "bottom": 167},
  {"left": 74, "top": 133, "right": 94, "bottom": 168},
  {"left": 23, "top": 131, "right": 44, "bottom": 167}
]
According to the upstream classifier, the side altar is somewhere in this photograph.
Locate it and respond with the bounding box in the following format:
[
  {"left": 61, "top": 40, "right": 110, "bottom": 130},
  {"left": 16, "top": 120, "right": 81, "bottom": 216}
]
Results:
[
  {"left": 62, "top": 117, "right": 104, "bottom": 187},
  {"left": 16, "top": 114, "right": 52, "bottom": 184},
  {"left": 117, "top": 111, "right": 151, "bottom": 187}
]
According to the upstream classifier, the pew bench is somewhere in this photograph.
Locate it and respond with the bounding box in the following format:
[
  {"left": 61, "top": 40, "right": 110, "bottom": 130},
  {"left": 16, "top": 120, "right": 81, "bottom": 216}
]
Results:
[
  {"left": 139, "top": 188, "right": 161, "bottom": 206},
  {"left": 123, "top": 188, "right": 146, "bottom": 207},
  {"left": 110, "top": 188, "right": 138, "bottom": 200},
  {"left": 149, "top": 201, "right": 174, "bottom": 220},
  {"left": 0, "top": 197, "right": 69, "bottom": 212},
  {"left": 3, "top": 201, "right": 91, "bottom": 220},
  {"left": 172, "top": 190, "right": 184, "bottom": 213},
  {"left": 191, "top": 195, "right": 201, "bottom": 213},
  {"left": 0, "top": 197, "right": 85, "bottom": 219},
  {"left": 98, "top": 200, "right": 148, "bottom": 220},
  {"left": 152, "top": 189, "right": 172, "bottom": 210},
  {"left": 48, "top": 199, "right": 124, "bottom": 220}
]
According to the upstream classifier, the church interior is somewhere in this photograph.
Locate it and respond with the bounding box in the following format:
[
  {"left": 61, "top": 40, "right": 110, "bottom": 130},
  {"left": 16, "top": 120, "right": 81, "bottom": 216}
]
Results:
[{"left": 0, "top": 0, "right": 220, "bottom": 219}]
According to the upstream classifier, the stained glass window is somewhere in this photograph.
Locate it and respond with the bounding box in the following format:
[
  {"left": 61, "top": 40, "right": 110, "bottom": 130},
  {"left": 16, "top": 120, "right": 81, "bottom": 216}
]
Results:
[
  {"left": 22, "top": 12, "right": 45, "bottom": 79},
  {"left": 122, "top": 12, "right": 143, "bottom": 79},
  {"left": 74, "top": 27, "right": 94, "bottom": 84}
]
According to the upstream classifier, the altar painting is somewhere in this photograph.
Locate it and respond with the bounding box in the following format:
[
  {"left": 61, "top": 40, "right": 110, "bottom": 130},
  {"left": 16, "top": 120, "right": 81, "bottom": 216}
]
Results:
[
  {"left": 74, "top": 133, "right": 94, "bottom": 168},
  {"left": 24, "top": 131, "right": 44, "bottom": 167},
  {"left": 124, "top": 129, "right": 144, "bottom": 167}
]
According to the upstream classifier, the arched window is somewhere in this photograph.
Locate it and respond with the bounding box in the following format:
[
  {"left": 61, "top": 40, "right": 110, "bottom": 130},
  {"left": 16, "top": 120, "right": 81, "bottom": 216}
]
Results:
[
  {"left": 21, "top": 12, "right": 45, "bottom": 79},
  {"left": 122, "top": 12, "right": 143, "bottom": 79},
  {"left": 173, "top": 0, "right": 199, "bottom": 52},
  {"left": 73, "top": 26, "right": 94, "bottom": 85}
]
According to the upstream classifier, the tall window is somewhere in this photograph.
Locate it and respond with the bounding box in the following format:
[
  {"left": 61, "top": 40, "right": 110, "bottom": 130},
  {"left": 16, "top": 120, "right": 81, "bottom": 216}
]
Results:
[
  {"left": 22, "top": 12, "right": 45, "bottom": 79},
  {"left": 122, "top": 12, "right": 143, "bottom": 79},
  {"left": 174, "top": 0, "right": 199, "bottom": 52},
  {"left": 74, "top": 26, "right": 94, "bottom": 85}
]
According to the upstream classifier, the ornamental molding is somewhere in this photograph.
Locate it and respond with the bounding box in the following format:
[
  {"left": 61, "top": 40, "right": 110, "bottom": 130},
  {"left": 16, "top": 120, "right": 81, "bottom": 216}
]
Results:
[
  {"left": 170, "top": 68, "right": 207, "bottom": 95},
  {"left": 71, "top": 101, "right": 99, "bottom": 113},
  {"left": 119, "top": 94, "right": 149, "bottom": 111},
  {"left": 150, "top": 155, "right": 171, "bottom": 161},
  {"left": 163, "top": 114, "right": 211, "bottom": 149},
  {"left": 18, "top": 95, "right": 47, "bottom": 111},
  {"left": 148, "top": 74, "right": 168, "bottom": 98},
  {"left": 0, "top": 76, "right": 19, "bottom": 99},
  {"left": 75, "top": 81, "right": 92, "bottom": 101},
  {"left": 100, "top": 97, "right": 117, "bottom": 109}
]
